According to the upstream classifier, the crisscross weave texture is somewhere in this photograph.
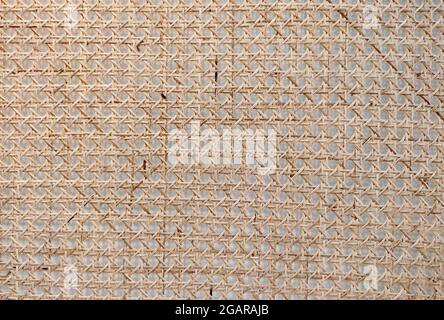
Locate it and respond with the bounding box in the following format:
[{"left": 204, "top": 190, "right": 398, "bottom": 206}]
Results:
[{"left": 0, "top": 0, "right": 443, "bottom": 299}]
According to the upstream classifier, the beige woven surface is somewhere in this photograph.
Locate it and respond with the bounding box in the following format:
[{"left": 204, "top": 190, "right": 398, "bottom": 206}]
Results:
[{"left": 0, "top": 0, "right": 443, "bottom": 299}]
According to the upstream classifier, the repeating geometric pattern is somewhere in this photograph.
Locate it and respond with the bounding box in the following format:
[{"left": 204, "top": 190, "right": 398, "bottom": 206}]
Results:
[{"left": 0, "top": 0, "right": 443, "bottom": 299}]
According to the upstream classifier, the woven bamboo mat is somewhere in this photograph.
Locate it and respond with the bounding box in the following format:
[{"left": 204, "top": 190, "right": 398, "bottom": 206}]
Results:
[{"left": 0, "top": 0, "right": 443, "bottom": 299}]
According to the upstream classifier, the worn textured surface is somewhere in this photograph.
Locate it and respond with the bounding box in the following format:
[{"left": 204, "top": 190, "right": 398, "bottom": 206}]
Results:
[{"left": 0, "top": 0, "right": 443, "bottom": 299}]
